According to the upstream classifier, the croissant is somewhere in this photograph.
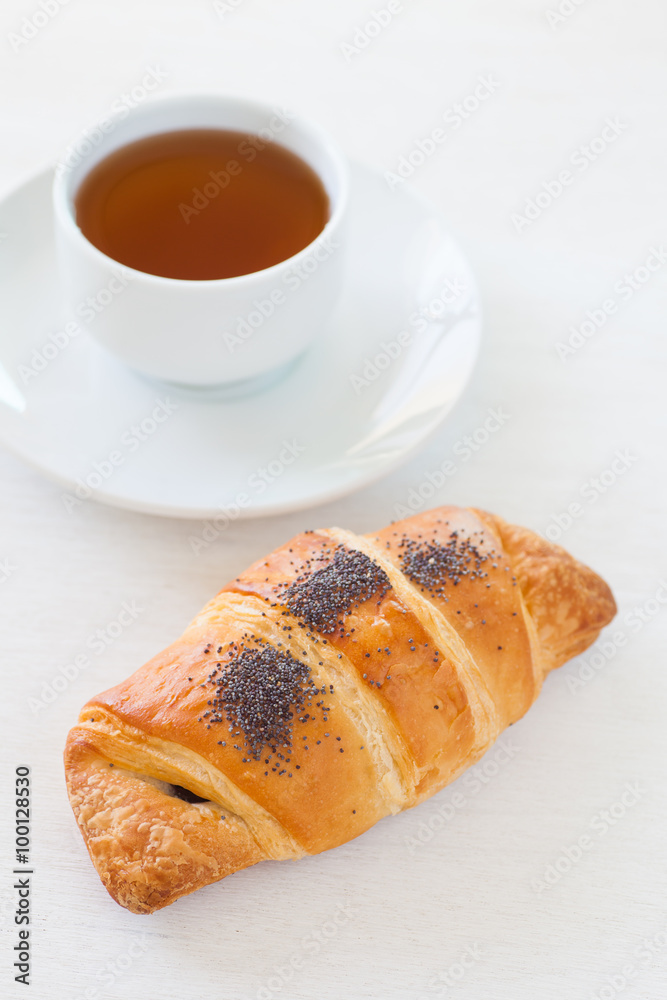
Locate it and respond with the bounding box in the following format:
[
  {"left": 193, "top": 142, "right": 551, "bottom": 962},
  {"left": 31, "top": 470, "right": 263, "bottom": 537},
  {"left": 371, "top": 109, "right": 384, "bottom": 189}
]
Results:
[{"left": 64, "top": 505, "right": 615, "bottom": 913}]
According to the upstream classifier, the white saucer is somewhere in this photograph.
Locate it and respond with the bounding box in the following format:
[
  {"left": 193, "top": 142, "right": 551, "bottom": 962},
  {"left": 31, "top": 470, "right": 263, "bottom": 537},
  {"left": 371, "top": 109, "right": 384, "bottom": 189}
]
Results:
[{"left": 0, "top": 164, "right": 481, "bottom": 519}]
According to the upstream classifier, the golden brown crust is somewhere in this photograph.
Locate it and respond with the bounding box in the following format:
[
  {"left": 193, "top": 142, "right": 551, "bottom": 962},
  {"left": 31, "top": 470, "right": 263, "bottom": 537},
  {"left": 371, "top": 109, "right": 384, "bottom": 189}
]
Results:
[
  {"left": 64, "top": 730, "right": 263, "bottom": 914},
  {"left": 88, "top": 604, "right": 397, "bottom": 854},
  {"left": 480, "top": 512, "right": 617, "bottom": 673},
  {"left": 223, "top": 527, "right": 484, "bottom": 802},
  {"left": 64, "top": 505, "right": 616, "bottom": 913},
  {"left": 369, "top": 508, "right": 541, "bottom": 729}
]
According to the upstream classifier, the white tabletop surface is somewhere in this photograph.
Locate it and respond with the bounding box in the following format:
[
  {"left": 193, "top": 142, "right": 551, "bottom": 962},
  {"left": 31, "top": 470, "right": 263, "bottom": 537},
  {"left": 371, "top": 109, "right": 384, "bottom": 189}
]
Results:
[{"left": 1, "top": 2, "right": 665, "bottom": 998}]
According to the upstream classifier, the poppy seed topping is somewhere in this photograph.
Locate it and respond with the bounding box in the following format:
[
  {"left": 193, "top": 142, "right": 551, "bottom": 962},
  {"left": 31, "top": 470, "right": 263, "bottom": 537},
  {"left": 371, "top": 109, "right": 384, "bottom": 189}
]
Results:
[
  {"left": 202, "top": 640, "right": 332, "bottom": 771},
  {"left": 284, "top": 546, "right": 391, "bottom": 634}
]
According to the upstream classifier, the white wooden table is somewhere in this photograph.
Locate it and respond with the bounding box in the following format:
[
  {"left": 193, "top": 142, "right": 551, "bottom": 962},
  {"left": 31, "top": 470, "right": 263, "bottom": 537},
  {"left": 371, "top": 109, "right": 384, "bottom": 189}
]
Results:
[{"left": 1, "top": 2, "right": 665, "bottom": 997}]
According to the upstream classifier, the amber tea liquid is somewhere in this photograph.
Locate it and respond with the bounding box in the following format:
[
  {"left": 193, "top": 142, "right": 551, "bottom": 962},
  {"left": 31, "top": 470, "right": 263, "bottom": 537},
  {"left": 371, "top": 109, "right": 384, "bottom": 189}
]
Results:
[{"left": 74, "top": 129, "right": 330, "bottom": 280}]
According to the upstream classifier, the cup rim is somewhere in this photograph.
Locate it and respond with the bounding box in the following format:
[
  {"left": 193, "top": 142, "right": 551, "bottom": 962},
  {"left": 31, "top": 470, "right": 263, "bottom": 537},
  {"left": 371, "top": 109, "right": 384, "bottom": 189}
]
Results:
[{"left": 52, "top": 92, "right": 349, "bottom": 288}]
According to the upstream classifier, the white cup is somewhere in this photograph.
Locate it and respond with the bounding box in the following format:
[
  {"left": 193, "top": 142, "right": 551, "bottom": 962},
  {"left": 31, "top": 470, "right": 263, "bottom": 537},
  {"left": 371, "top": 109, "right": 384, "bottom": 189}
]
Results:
[{"left": 52, "top": 94, "right": 349, "bottom": 389}]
